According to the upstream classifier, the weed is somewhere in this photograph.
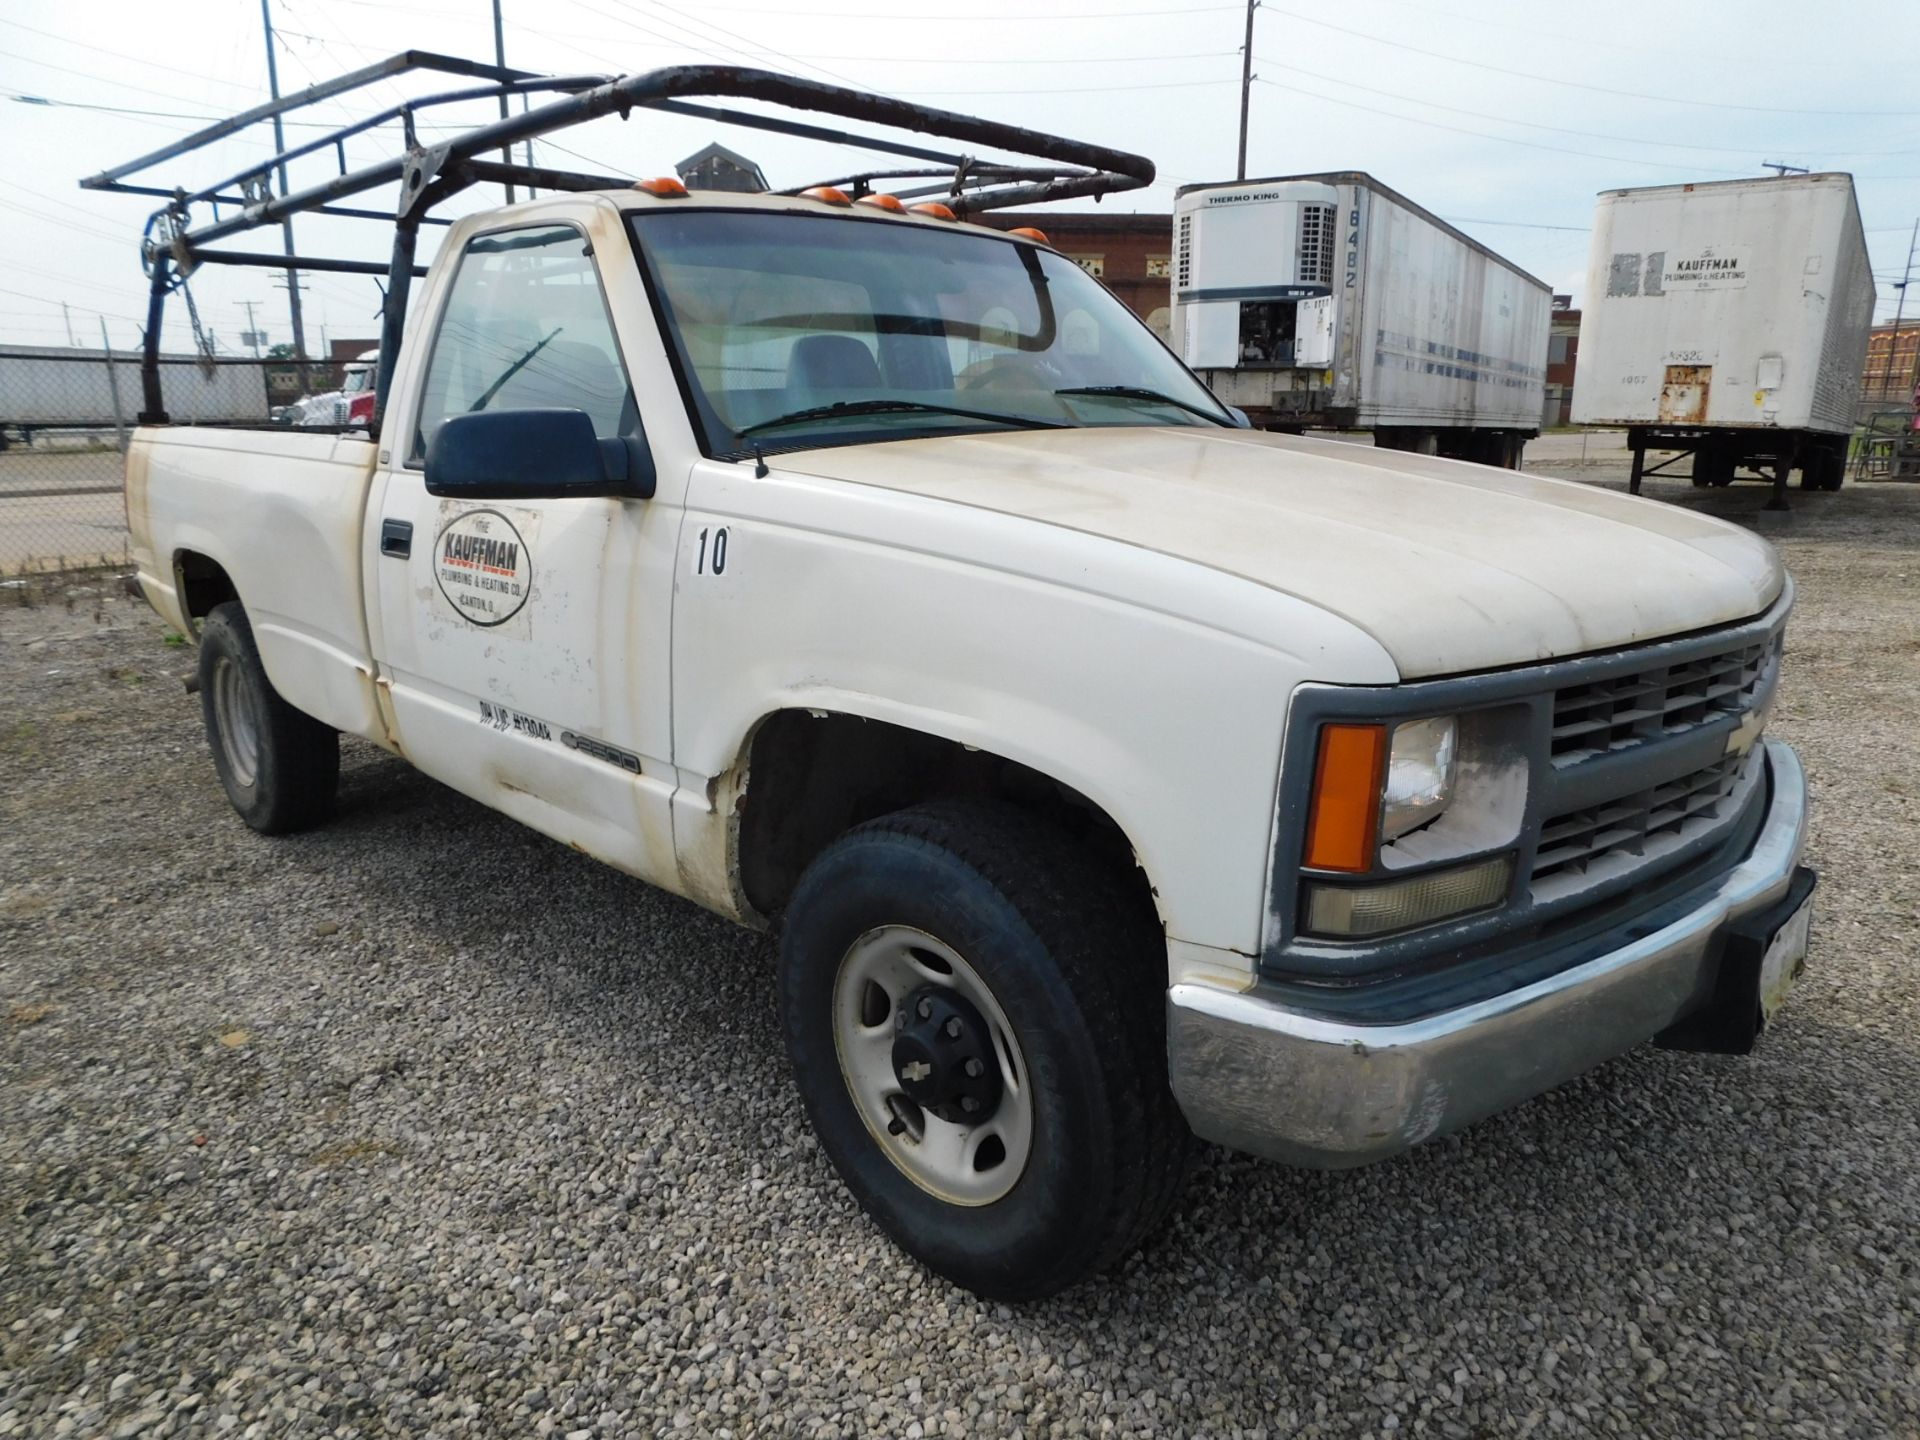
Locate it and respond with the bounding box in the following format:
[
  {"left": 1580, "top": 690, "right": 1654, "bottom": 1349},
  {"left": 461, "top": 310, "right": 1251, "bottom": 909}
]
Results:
[{"left": 309, "top": 1138, "right": 404, "bottom": 1166}]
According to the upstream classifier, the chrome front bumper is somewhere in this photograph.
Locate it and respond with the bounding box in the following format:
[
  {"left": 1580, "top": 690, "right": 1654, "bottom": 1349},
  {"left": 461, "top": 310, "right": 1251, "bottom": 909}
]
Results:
[{"left": 1168, "top": 738, "right": 1810, "bottom": 1169}]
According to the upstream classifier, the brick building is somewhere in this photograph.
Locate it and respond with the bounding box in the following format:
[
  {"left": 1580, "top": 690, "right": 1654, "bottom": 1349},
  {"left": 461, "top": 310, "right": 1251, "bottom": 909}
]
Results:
[
  {"left": 976, "top": 211, "right": 1173, "bottom": 341},
  {"left": 1862, "top": 320, "right": 1920, "bottom": 408},
  {"left": 327, "top": 337, "right": 378, "bottom": 389},
  {"left": 1544, "top": 294, "right": 1580, "bottom": 428}
]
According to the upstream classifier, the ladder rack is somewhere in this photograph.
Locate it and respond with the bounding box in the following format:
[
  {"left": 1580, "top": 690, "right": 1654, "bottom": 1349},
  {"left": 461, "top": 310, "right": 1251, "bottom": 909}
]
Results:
[{"left": 79, "top": 53, "right": 1155, "bottom": 429}]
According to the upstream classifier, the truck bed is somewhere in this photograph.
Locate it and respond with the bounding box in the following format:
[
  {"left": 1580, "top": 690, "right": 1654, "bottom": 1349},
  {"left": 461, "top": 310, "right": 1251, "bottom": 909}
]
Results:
[{"left": 128, "top": 425, "right": 386, "bottom": 743}]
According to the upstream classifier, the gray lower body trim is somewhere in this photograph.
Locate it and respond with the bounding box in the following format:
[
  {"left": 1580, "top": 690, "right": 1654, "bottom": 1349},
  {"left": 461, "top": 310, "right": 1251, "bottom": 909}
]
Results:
[{"left": 1169, "top": 739, "right": 1809, "bottom": 1169}]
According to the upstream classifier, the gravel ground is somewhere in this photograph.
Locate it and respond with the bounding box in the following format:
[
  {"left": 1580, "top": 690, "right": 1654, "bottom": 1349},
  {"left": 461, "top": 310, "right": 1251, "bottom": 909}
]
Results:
[{"left": 4, "top": 471, "right": 1918, "bottom": 1438}]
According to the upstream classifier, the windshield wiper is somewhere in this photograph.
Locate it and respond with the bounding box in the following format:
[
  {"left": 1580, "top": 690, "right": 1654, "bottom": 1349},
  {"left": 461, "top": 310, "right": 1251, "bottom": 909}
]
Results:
[
  {"left": 1054, "top": 384, "right": 1228, "bottom": 425},
  {"left": 736, "top": 397, "right": 1065, "bottom": 439},
  {"left": 470, "top": 326, "right": 562, "bottom": 412}
]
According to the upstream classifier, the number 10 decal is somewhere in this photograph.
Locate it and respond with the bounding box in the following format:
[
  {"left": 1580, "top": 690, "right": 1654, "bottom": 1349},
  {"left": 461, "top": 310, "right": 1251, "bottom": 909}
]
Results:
[{"left": 695, "top": 525, "right": 730, "bottom": 575}]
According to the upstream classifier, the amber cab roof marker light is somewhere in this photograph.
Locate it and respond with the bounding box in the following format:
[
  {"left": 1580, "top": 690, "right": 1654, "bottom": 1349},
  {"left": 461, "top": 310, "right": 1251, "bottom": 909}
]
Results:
[
  {"left": 634, "top": 176, "right": 688, "bottom": 198},
  {"left": 802, "top": 185, "right": 853, "bottom": 206},
  {"left": 856, "top": 193, "right": 907, "bottom": 213},
  {"left": 1008, "top": 226, "right": 1051, "bottom": 246},
  {"left": 1303, "top": 723, "right": 1387, "bottom": 873},
  {"left": 910, "top": 202, "right": 958, "bottom": 221}
]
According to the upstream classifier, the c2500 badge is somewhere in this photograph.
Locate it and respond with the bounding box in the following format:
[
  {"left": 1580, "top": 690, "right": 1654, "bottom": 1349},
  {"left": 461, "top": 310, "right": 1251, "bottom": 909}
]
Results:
[{"left": 434, "top": 508, "right": 532, "bottom": 627}]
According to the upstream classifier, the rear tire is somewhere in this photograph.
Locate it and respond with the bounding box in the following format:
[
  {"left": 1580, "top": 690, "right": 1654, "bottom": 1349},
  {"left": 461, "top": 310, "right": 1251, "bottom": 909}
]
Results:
[
  {"left": 1799, "top": 442, "right": 1845, "bottom": 492},
  {"left": 777, "top": 800, "right": 1193, "bottom": 1300},
  {"left": 1694, "top": 444, "right": 1735, "bottom": 488},
  {"left": 198, "top": 602, "right": 339, "bottom": 834}
]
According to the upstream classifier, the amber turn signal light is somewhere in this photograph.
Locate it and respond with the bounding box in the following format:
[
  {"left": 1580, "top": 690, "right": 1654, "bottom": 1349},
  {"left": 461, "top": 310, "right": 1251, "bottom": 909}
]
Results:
[
  {"left": 634, "top": 176, "right": 688, "bottom": 198},
  {"left": 857, "top": 193, "right": 906, "bottom": 213},
  {"left": 910, "top": 202, "right": 958, "bottom": 221},
  {"left": 1008, "top": 226, "right": 1051, "bottom": 246},
  {"left": 1303, "top": 723, "right": 1387, "bottom": 872},
  {"left": 802, "top": 185, "right": 853, "bottom": 206}
]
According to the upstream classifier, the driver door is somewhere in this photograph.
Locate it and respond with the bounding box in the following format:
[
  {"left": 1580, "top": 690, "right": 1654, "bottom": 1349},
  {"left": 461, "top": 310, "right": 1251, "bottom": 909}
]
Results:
[{"left": 367, "top": 219, "right": 677, "bottom": 883}]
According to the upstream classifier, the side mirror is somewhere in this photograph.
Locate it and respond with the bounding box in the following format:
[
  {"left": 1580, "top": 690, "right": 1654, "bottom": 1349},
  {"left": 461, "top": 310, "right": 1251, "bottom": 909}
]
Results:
[{"left": 425, "top": 407, "right": 656, "bottom": 500}]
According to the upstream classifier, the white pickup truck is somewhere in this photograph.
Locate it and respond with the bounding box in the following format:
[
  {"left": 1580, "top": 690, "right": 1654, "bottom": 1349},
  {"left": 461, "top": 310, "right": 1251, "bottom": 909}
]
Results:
[{"left": 114, "top": 82, "right": 1814, "bottom": 1301}]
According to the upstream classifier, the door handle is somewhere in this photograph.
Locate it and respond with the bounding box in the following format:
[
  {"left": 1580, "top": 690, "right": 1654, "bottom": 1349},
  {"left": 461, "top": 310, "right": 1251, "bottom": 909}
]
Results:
[{"left": 380, "top": 519, "right": 413, "bottom": 558}]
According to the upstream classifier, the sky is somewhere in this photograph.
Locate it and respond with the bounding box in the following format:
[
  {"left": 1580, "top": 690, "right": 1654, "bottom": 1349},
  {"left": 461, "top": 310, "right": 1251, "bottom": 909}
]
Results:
[{"left": 3, "top": 0, "right": 1919, "bottom": 358}]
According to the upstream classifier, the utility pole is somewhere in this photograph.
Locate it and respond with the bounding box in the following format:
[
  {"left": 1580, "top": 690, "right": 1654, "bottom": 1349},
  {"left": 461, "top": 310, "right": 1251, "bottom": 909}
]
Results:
[
  {"left": 60, "top": 301, "right": 78, "bottom": 347},
  {"left": 99, "top": 316, "right": 128, "bottom": 453},
  {"left": 523, "top": 92, "right": 537, "bottom": 200},
  {"left": 1876, "top": 218, "right": 1919, "bottom": 405},
  {"left": 259, "top": 0, "right": 311, "bottom": 391},
  {"left": 493, "top": 0, "right": 516, "bottom": 203},
  {"left": 1236, "top": 0, "right": 1258, "bottom": 181},
  {"left": 235, "top": 299, "right": 265, "bottom": 357},
  {"left": 1760, "top": 161, "right": 1809, "bottom": 177}
]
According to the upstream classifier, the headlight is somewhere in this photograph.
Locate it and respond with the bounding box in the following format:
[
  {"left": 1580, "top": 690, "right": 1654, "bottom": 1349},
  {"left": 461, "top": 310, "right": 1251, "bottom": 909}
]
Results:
[
  {"left": 1380, "top": 716, "right": 1456, "bottom": 842},
  {"left": 1302, "top": 715, "right": 1459, "bottom": 872}
]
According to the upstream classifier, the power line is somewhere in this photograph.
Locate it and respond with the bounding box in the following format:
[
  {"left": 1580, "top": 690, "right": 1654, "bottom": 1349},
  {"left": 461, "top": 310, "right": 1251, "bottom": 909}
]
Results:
[
  {"left": 907, "top": 76, "right": 1235, "bottom": 95},
  {"left": 1255, "top": 54, "right": 1918, "bottom": 160},
  {"left": 1349, "top": 0, "right": 1893, "bottom": 72},
  {"left": 627, "top": 0, "right": 1245, "bottom": 15},
  {"left": 1254, "top": 78, "right": 1749, "bottom": 176},
  {"left": 0, "top": 15, "right": 265, "bottom": 94},
  {"left": 1257, "top": 6, "right": 1920, "bottom": 117},
  {"left": 696, "top": 47, "right": 1239, "bottom": 65},
  {"left": 0, "top": 45, "right": 281, "bottom": 112},
  {"left": 1440, "top": 216, "right": 1588, "bottom": 233}
]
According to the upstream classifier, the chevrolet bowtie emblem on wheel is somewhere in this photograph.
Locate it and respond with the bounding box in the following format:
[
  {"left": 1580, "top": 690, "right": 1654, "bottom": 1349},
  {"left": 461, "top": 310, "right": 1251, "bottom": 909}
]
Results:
[{"left": 901, "top": 1060, "right": 932, "bottom": 1082}]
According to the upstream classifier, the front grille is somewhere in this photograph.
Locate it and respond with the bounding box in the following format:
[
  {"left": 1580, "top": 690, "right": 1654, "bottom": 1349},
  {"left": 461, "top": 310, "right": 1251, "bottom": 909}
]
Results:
[
  {"left": 1549, "top": 632, "right": 1778, "bottom": 765},
  {"left": 1532, "top": 749, "right": 1759, "bottom": 892},
  {"left": 1265, "top": 591, "right": 1790, "bottom": 979}
]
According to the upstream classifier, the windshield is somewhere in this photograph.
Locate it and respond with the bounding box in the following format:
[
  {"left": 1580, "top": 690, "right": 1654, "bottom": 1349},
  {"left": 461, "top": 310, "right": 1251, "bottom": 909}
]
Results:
[{"left": 630, "top": 209, "right": 1232, "bottom": 456}]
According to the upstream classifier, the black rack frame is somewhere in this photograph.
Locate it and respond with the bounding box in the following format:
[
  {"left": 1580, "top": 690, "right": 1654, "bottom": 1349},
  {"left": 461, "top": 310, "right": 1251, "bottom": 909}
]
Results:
[{"left": 79, "top": 52, "right": 1154, "bottom": 434}]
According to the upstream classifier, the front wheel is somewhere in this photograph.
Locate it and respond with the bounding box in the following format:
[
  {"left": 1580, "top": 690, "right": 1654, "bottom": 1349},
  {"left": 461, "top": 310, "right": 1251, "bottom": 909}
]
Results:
[
  {"left": 197, "top": 602, "right": 339, "bottom": 834},
  {"left": 778, "top": 801, "right": 1192, "bottom": 1300}
]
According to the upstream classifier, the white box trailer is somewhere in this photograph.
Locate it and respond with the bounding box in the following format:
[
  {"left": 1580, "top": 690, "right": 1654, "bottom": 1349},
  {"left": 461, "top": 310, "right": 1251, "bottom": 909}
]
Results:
[
  {"left": 1571, "top": 173, "right": 1875, "bottom": 503},
  {"left": 1170, "top": 172, "right": 1553, "bottom": 467},
  {"left": 0, "top": 346, "right": 270, "bottom": 443}
]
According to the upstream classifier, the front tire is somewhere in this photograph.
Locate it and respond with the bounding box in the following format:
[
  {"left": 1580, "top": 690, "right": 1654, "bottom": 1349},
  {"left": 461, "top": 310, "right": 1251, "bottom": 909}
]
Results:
[
  {"left": 198, "top": 602, "right": 339, "bottom": 834},
  {"left": 778, "top": 801, "right": 1192, "bottom": 1300}
]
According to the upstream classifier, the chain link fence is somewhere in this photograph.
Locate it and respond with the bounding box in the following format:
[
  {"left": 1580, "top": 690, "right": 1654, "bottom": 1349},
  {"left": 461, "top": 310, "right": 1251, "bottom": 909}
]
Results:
[{"left": 0, "top": 348, "right": 323, "bottom": 578}]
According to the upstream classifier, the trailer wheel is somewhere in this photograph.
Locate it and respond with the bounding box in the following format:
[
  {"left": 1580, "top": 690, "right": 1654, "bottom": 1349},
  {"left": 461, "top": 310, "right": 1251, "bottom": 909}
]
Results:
[
  {"left": 1693, "top": 445, "right": 1735, "bottom": 488},
  {"left": 198, "top": 602, "right": 340, "bottom": 834},
  {"left": 1799, "top": 443, "right": 1845, "bottom": 492},
  {"left": 778, "top": 800, "right": 1192, "bottom": 1300}
]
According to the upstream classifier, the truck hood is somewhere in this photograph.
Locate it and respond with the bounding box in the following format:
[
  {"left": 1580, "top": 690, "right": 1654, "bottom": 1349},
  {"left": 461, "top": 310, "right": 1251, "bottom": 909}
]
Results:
[{"left": 775, "top": 427, "right": 1785, "bottom": 678}]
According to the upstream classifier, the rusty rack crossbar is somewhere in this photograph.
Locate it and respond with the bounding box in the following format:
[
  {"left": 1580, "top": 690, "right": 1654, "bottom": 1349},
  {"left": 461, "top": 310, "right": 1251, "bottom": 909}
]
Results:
[{"left": 79, "top": 51, "right": 1155, "bottom": 434}]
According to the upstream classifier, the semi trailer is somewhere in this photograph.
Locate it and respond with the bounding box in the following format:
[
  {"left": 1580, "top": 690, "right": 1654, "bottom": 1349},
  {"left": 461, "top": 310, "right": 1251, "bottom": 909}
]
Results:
[
  {"left": 1571, "top": 173, "right": 1875, "bottom": 506},
  {"left": 1170, "top": 172, "right": 1553, "bottom": 467}
]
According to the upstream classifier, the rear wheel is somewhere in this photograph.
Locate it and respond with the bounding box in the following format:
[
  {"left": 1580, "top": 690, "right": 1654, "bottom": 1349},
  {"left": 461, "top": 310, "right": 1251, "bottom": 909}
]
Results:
[
  {"left": 1799, "top": 442, "right": 1845, "bottom": 491},
  {"left": 778, "top": 800, "right": 1192, "bottom": 1300},
  {"left": 198, "top": 602, "right": 339, "bottom": 833},
  {"left": 1694, "top": 444, "right": 1735, "bottom": 488}
]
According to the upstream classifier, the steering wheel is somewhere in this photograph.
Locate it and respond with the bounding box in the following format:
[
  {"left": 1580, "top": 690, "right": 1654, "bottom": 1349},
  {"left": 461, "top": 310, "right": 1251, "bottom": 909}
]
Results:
[{"left": 956, "top": 355, "right": 1052, "bottom": 393}]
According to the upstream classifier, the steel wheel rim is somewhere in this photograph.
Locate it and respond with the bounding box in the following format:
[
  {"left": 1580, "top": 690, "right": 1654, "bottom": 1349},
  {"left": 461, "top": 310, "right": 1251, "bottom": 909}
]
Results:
[
  {"left": 832, "top": 924, "right": 1034, "bottom": 1206},
  {"left": 211, "top": 654, "right": 261, "bottom": 788}
]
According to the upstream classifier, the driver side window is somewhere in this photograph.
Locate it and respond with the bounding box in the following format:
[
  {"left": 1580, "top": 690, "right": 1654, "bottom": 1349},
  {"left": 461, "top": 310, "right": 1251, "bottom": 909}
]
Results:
[{"left": 412, "top": 224, "right": 636, "bottom": 462}]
